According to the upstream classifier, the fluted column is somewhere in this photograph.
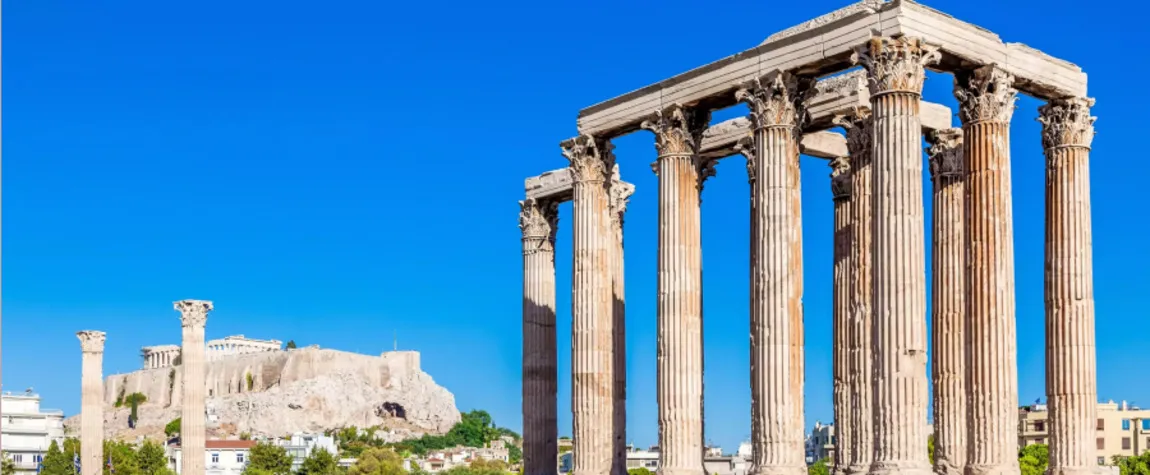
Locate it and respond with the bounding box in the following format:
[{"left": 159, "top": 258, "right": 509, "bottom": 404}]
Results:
[
  {"left": 834, "top": 109, "right": 874, "bottom": 475},
  {"left": 954, "top": 64, "right": 1020, "bottom": 475},
  {"left": 926, "top": 128, "right": 967, "bottom": 475},
  {"left": 830, "top": 156, "right": 853, "bottom": 475},
  {"left": 176, "top": 299, "right": 213, "bottom": 475},
  {"left": 641, "top": 104, "right": 712, "bottom": 475},
  {"left": 520, "top": 197, "right": 560, "bottom": 475},
  {"left": 852, "top": 36, "right": 938, "bottom": 475},
  {"left": 1039, "top": 97, "right": 1097, "bottom": 475},
  {"left": 562, "top": 135, "right": 616, "bottom": 475},
  {"left": 609, "top": 173, "right": 635, "bottom": 475},
  {"left": 77, "top": 331, "right": 106, "bottom": 475},
  {"left": 736, "top": 71, "right": 813, "bottom": 475}
]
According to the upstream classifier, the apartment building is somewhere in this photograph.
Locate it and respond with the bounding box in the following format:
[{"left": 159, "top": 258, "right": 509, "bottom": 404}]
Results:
[
  {"left": 1, "top": 391, "right": 66, "bottom": 474},
  {"left": 1019, "top": 400, "right": 1150, "bottom": 465}
]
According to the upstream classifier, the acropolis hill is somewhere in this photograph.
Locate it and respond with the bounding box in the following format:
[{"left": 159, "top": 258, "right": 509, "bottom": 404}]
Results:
[{"left": 64, "top": 342, "right": 461, "bottom": 441}]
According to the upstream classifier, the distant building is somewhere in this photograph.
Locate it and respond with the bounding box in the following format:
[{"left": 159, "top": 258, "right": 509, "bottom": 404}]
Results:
[
  {"left": 564, "top": 442, "right": 749, "bottom": 475},
  {"left": 273, "top": 433, "right": 338, "bottom": 473},
  {"left": 1, "top": 390, "right": 66, "bottom": 474},
  {"left": 141, "top": 335, "right": 283, "bottom": 370},
  {"left": 1019, "top": 400, "right": 1150, "bottom": 466},
  {"left": 806, "top": 421, "right": 835, "bottom": 464},
  {"left": 168, "top": 440, "right": 258, "bottom": 474}
]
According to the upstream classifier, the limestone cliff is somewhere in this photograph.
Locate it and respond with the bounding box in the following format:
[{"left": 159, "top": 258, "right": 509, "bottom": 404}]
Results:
[{"left": 64, "top": 347, "right": 460, "bottom": 441}]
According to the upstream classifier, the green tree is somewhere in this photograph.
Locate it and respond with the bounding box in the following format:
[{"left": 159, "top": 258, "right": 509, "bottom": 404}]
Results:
[
  {"left": 928, "top": 434, "right": 936, "bottom": 466},
  {"left": 1114, "top": 451, "right": 1150, "bottom": 475},
  {"left": 807, "top": 458, "right": 830, "bottom": 475},
  {"left": 299, "top": 447, "right": 339, "bottom": 475},
  {"left": 137, "top": 440, "right": 169, "bottom": 474},
  {"left": 244, "top": 444, "right": 293, "bottom": 475},
  {"left": 41, "top": 440, "right": 74, "bottom": 475},
  {"left": 246, "top": 373, "right": 255, "bottom": 391},
  {"left": 1019, "top": 444, "right": 1049, "bottom": 475},
  {"left": 627, "top": 469, "right": 653, "bottom": 475},
  {"left": 103, "top": 439, "right": 141, "bottom": 475},
  {"left": 2, "top": 453, "right": 15, "bottom": 475},
  {"left": 165, "top": 418, "right": 182, "bottom": 438},
  {"left": 124, "top": 393, "right": 148, "bottom": 427},
  {"left": 347, "top": 447, "right": 405, "bottom": 475},
  {"left": 286, "top": 340, "right": 298, "bottom": 349},
  {"left": 507, "top": 445, "right": 522, "bottom": 465}
]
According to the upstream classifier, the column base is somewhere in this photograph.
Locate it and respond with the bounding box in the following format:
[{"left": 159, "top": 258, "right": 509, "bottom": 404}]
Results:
[
  {"left": 934, "top": 462, "right": 964, "bottom": 475},
  {"left": 1046, "top": 468, "right": 1100, "bottom": 475},
  {"left": 749, "top": 465, "right": 806, "bottom": 475},
  {"left": 964, "top": 464, "right": 1021, "bottom": 475},
  {"left": 659, "top": 467, "right": 706, "bottom": 475},
  {"left": 846, "top": 464, "right": 872, "bottom": 475},
  {"left": 869, "top": 461, "right": 933, "bottom": 475}
]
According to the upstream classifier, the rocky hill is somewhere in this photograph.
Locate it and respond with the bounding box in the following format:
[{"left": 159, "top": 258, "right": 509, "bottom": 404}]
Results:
[{"left": 64, "top": 347, "right": 460, "bottom": 441}]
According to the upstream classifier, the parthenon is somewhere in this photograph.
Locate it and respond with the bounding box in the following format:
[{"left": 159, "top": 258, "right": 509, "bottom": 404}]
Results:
[
  {"left": 519, "top": 3, "right": 1097, "bottom": 475},
  {"left": 140, "top": 334, "right": 282, "bottom": 369}
]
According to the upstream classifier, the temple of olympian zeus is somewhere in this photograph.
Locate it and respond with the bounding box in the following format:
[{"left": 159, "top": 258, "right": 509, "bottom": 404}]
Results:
[
  {"left": 75, "top": 300, "right": 214, "bottom": 475},
  {"left": 519, "top": 2, "right": 1097, "bottom": 475}
]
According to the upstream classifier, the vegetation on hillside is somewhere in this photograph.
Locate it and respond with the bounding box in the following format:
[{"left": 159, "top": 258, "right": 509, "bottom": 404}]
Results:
[{"left": 336, "top": 410, "right": 518, "bottom": 458}]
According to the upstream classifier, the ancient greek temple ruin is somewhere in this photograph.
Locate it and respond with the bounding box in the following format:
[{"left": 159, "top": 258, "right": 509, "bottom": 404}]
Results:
[
  {"left": 141, "top": 334, "right": 281, "bottom": 369},
  {"left": 519, "top": 2, "right": 1097, "bottom": 475}
]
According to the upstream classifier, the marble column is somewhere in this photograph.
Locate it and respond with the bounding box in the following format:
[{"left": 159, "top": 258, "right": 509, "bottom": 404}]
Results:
[
  {"left": 1038, "top": 97, "right": 1097, "bottom": 475},
  {"left": 77, "top": 331, "right": 106, "bottom": 475},
  {"left": 641, "top": 104, "right": 712, "bottom": 475},
  {"left": 176, "top": 299, "right": 213, "bottom": 475},
  {"left": 562, "top": 135, "right": 616, "bottom": 475},
  {"left": 736, "top": 71, "right": 812, "bottom": 475},
  {"left": 829, "top": 156, "right": 853, "bottom": 475},
  {"left": 852, "top": 36, "right": 938, "bottom": 475},
  {"left": 609, "top": 172, "right": 635, "bottom": 475},
  {"left": 954, "top": 64, "right": 1019, "bottom": 475},
  {"left": 520, "top": 197, "right": 560, "bottom": 475},
  {"left": 926, "top": 128, "right": 967, "bottom": 475},
  {"left": 834, "top": 109, "right": 874, "bottom": 475}
]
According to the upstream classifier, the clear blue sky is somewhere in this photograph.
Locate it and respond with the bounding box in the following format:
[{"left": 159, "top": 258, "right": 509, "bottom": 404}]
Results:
[{"left": 4, "top": 0, "right": 1148, "bottom": 453}]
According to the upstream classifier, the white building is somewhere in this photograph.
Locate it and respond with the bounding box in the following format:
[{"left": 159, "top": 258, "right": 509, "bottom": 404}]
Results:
[
  {"left": 273, "top": 433, "right": 338, "bottom": 472},
  {"left": 806, "top": 421, "right": 835, "bottom": 464},
  {"left": 168, "top": 440, "right": 257, "bottom": 475},
  {"left": 1, "top": 390, "right": 66, "bottom": 474}
]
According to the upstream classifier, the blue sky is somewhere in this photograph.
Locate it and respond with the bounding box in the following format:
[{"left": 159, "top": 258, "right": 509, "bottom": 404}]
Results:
[{"left": 5, "top": 0, "right": 1148, "bottom": 453}]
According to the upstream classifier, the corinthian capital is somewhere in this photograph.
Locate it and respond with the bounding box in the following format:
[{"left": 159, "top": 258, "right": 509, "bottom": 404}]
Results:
[
  {"left": 561, "top": 135, "right": 614, "bottom": 184},
  {"left": 829, "top": 156, "right": 852, "bottom": 201},
  {"left": 608, "top": 176, "right": 635, "bottom": 230},
  {"left": 1038, "top": 97, "right": 1096, "bottom": 150},
  {"left": 77, "top": 330, "right": 107, "bottom": 353},
  {"left": 519, "top": 198, "right": 559, "bottom": 253},
  {"left": 954, "top": 65, "right": 1018, "bottom": 124},
  {"left": 833, "top": 108, "right": 873, "bottom": 161},
  {"left": 734, "top": 136, "right": 756, "bottom": 185},
  {"left": 851, "top": 36, "right": 940, "bottom": 96},
  {"left": 640, "top": 104, "right": 709, "bottom": 157},
  {"left": 927, "top": 128, "right": 965, "bottom": 180},
  {"left": 175, "top": 299, "right": 213, "bottom": 328},
  {"left": 735, "top": 71, "right": 816, "bottom": 130}
]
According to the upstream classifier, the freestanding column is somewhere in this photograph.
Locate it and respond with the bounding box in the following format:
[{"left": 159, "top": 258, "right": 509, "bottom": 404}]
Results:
[
  {"left": 609, "top": 173, "right": 635, "bottom": 475},
  {"left": 834, "top": 109, "right": 874, "bottom": 475},
  {"left": 954, "top": 64, "right": 1019, "bottom": 475},
  {"left": 852, "top": 36, "right": 938, "bottom": 475},
  {"left": 520, "top": 198, "right": 560, "bottom": 475},
  {"left": 641, "top": 104, "right": 712, "bottom": 475},
  {"left": 1038, "top": 97, "right": 1097, "bottom": 475},
  {"left": 926, "top": 128, "right": 967, "bottom": 475},
  {"left": 562, "top": 135, "right": 616, "bottom": 475},
  {"left": 176, "top": 299, "right": 213, "bottom": 475},
  {"left": 736, "top": 72, "right": 812, "bottom": 475},
  {"left": 77, "top": 331, "right": 106, "bottom": 475},
  {"left": 829, "top": 156, "right": 853, "bottom": 475}
]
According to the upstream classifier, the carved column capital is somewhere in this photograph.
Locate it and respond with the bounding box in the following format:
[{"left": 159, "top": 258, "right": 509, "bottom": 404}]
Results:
[
  {"left": 77, "top": 331, "right": 106, "bottom": 353},
  {"left": 734, "top": 136, "right": 756, "bottom": 185},
  {"left": 735, "top": 70, "right": 817, "bottom": 130},
  {"left": 175, "top": 300, "right": 213, "bottom": 328},
  {"left": 833, "top": 108, "right": 873, "bottom": 157},
  {"left": 927, "top": 128, "right": 965, "bottom": 180},
  {"left": 954, "top": 65, "right": 1018, "bottom": 124},
  {"left": 519, "top": 198, "right": 560, "bottom": 254},
  {"left": 609, "top": 177, "right": 635, "bottom": 222},
  {"left": 1038, "top": 97, "right": 1096, "bottom": 150},
  {"left": 561, "top": 135, "right": 615, "bottom": 184},
  {"left": 851, "top": 36, "right": 940, "bottom": 96},
  {"left": 641, "top": 104, "right": 709, "bottom": 157},
  {"left": 829, "top": 156, "right": 852, "bottom": 201}
]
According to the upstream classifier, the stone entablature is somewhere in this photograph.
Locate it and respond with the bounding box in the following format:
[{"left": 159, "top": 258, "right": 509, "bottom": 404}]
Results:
[{"left": 140, "top": 335, "right": 282, "bottom": 370}]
